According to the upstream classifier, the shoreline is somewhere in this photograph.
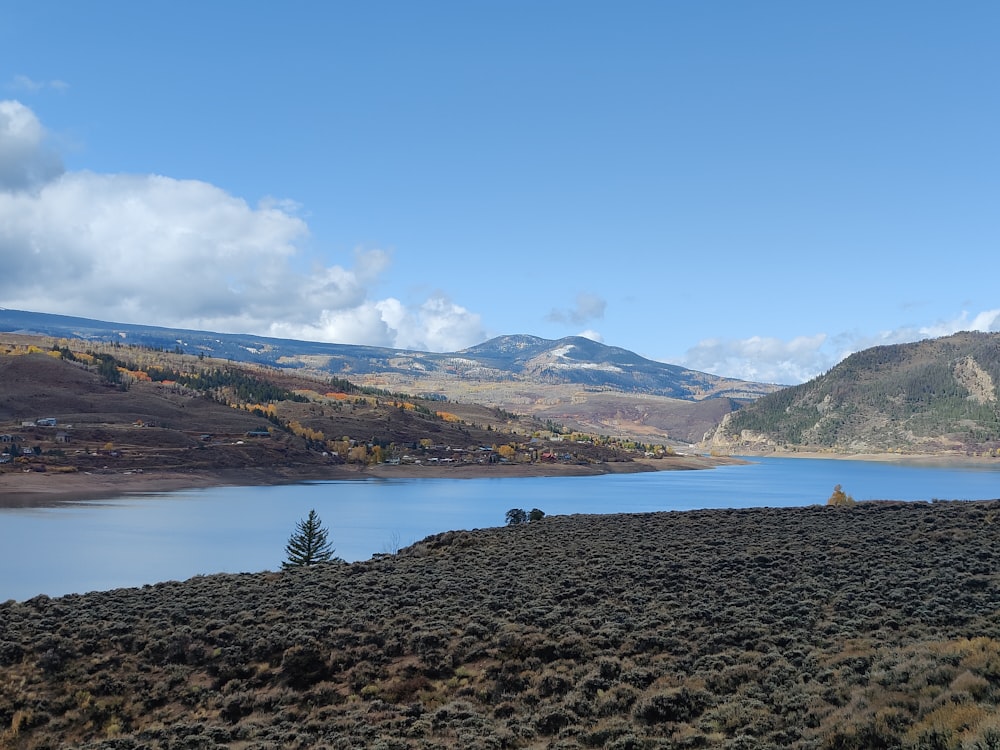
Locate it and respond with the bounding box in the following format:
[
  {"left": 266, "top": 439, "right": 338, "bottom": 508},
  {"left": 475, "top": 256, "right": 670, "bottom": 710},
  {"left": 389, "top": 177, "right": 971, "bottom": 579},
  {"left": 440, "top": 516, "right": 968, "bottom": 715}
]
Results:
[
  {"left": 0, "top": 455, "right": 744, "bottom": 508},
  {"left": 5, "top": 451, "right": 994, "bottom": 509},
  {"left": 734, "top": 450, "right": 1000, "bottom": 468}
]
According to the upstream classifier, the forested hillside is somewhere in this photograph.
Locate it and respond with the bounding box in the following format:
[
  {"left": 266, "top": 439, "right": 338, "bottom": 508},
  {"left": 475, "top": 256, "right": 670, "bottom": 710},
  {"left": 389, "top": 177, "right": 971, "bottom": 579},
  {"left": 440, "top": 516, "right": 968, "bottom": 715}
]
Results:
[{"left": 709, "top": 331, "right": 1000, "bottom": 455}]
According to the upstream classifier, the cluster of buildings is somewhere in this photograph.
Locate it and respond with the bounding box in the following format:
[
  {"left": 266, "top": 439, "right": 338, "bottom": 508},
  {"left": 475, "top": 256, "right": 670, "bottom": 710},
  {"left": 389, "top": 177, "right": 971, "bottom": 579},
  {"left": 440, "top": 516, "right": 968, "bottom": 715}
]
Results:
[{"left": 0, "top": 418, "right": 69, "bottom": 463}]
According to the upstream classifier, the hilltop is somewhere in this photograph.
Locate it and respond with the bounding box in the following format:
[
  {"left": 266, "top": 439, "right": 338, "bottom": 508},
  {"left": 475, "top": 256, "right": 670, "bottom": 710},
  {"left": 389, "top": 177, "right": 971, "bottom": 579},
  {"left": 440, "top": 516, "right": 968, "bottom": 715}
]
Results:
[
  {"left": 3, "top": 500, "right": 1000, "bottom": 748},
  {"left": 708, "top": 331, "right": 1000, "bottom": 457},
  {"left": 0, "top": 309, "right": 781, "bottom": 444}
]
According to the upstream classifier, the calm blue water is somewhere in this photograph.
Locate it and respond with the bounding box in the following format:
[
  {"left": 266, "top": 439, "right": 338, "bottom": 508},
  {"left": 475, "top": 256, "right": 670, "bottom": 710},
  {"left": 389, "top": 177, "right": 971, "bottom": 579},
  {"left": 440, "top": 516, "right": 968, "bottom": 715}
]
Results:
[{"left": 2, "top": 456, "right": 999, "bottom": 602}]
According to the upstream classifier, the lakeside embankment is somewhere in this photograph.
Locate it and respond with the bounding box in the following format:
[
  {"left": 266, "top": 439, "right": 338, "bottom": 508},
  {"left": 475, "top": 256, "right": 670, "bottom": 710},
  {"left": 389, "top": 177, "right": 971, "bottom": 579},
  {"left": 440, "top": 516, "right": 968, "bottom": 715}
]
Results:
[
  {"left": 0, "top": 454, "right": 745, "bottom": 508},
  {"left": 734, "top": 448, "right": 1000, "bottom": 468}
]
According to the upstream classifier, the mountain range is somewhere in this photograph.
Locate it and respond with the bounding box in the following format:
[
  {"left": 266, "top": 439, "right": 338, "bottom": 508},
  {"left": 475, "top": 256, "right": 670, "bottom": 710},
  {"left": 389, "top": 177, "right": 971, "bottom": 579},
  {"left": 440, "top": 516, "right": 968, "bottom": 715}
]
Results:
[
  {"left": 0, "top": 308, "right": 779, "bottom": 444},
  {"left": 8, "top": 308, "right": 998, "bottom": 457}
]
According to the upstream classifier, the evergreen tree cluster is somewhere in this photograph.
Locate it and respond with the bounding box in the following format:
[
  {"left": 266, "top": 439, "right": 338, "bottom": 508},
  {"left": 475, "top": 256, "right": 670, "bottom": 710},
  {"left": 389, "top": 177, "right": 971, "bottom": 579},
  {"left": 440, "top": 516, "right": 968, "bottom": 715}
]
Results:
[{"left": 81, "top": 350, "right": 310, "bottom": 405}]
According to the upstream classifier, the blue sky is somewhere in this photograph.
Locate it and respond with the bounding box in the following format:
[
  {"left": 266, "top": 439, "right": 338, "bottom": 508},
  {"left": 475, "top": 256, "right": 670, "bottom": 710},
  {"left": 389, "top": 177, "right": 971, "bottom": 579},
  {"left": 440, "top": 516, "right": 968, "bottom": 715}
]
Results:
[{"left": 0, "top": 2, "right": 997, "bottom": 385}]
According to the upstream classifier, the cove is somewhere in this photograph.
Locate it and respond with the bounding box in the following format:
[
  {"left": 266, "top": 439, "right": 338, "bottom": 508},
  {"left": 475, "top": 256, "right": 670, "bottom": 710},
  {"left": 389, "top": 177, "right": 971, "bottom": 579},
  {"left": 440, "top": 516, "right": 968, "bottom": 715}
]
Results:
[{"left": 2, "top": 456, "right": 1000, "bottom": 602}]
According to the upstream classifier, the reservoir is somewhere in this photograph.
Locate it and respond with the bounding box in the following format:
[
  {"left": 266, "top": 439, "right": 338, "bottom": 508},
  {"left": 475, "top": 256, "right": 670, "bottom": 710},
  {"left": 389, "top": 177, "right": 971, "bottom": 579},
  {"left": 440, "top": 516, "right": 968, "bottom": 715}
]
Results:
[{"left": 2, "top": 456, "right": 999, "bottom": 602}]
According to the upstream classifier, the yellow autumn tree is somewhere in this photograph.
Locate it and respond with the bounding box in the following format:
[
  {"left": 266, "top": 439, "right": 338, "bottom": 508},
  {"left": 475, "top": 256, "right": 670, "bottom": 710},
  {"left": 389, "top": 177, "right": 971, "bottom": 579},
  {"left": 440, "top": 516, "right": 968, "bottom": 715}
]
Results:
[
  {"left": 327, "top": 440, "right": 350, "bottom": 459},
  {"left": 827, "top": 484, "right": 856, "bottom": 507}
]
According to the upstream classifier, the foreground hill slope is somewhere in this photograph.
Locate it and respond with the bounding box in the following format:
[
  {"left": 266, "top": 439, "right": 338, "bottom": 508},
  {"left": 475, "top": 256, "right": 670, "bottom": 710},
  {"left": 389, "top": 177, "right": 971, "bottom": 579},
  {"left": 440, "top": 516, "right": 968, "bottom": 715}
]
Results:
[
  {"left": 4, "top": 501, "right": 1000, "bottom": 748},
  {"left": 709, "top": 331, "right": 1000, "bottom": 456}
]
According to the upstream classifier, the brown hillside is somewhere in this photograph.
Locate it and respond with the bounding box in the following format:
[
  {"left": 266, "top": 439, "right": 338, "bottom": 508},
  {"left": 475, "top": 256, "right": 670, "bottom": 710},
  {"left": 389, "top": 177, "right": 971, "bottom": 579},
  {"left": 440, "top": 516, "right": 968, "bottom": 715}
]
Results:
[{"left": 0, "top": 341, "right": 671, "bottom": 488}]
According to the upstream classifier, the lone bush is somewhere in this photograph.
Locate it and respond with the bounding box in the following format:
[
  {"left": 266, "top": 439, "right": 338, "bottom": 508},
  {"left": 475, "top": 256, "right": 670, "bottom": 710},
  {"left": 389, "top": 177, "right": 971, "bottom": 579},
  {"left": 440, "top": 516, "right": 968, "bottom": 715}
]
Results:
[
  {"left": 505, "top": 508, "right": 528, "bottom": 526},
  {"left": 827, "top": 485, "right": 855, "bottom": 507}
]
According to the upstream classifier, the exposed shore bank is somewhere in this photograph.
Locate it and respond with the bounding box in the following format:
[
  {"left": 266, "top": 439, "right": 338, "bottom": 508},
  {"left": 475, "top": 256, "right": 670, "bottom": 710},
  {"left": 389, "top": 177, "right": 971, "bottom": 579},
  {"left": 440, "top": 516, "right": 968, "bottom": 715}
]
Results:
[
  {"left": 0, "top": 454, "right": 745, "bottom": 508},
  {"left": 734, "top": 449, "right": 1000, "bottom": 468}
]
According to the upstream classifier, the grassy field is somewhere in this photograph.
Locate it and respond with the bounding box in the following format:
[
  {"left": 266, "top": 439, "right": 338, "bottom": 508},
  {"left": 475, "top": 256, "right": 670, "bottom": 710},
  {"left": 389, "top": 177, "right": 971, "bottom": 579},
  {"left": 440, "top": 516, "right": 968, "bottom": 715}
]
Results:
[{"left": 3, "top": 499, "right": 1000, "bottom": 748}]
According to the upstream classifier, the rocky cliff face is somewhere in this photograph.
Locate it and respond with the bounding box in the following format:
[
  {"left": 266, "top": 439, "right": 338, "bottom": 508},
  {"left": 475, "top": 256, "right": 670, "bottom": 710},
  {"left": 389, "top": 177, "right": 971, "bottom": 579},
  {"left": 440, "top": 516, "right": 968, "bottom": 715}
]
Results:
[{"left": 703, "top": 412, "right": 777, "bottom": 453}]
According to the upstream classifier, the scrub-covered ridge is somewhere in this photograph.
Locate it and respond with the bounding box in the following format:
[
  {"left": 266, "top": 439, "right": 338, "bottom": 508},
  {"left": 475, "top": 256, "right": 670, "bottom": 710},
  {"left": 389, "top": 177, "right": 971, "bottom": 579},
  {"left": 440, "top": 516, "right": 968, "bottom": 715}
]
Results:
[{"left": 3, "top": 500, "right": 1000, "bottom": 748}]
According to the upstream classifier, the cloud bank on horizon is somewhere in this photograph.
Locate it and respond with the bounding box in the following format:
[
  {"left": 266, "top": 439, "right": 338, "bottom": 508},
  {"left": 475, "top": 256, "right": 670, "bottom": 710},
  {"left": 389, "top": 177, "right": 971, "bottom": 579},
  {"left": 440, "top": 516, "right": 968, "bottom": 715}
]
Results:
[
  {"left": 1, "top": 97, "right": 998, "bottom": 386},
  {"left": 0, "top": 99, "right": 485, "bottom": 353}
]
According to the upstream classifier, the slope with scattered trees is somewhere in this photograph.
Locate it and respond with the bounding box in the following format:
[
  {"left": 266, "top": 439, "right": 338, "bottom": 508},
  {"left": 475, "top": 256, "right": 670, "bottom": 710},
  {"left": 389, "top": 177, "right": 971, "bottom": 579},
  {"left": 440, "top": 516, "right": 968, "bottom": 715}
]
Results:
[
  {"left": 708, "top": 331, "right": 1000, "bottom": 456},
  {"left": 0, "top": 308, "right": 783, "bottom": 444},
  {"left": 0, "top": 334, "right": 683, "bottom": 485}
]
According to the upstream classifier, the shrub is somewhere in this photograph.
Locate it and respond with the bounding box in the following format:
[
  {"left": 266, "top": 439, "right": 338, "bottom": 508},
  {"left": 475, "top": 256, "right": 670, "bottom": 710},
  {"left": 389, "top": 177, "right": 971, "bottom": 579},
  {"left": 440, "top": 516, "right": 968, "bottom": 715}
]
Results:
[
  {"left": 280, "top": 642, "right": 329, "bottom": 688},
  {"left": 0, "top": 641, "right": 24, "bottom": 666},
  {"left": 505, "top": 508, "right": 528, "bottom": 526},
  {"left": 827, "top": 484, "right": 856, "bottom": 506},
  {"left": 535, "top": 708, "right": 573, "bottom": 735},
  {"left": 634, "top": 687, "right": 707, "bottom": 725}
]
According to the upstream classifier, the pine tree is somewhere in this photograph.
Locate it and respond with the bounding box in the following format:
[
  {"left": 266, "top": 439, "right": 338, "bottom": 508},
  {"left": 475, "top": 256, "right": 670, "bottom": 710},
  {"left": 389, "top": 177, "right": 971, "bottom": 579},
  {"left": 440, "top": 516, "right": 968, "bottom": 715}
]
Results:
[{"left": 283, "top": 509, "right": 336, "bottom": 568}]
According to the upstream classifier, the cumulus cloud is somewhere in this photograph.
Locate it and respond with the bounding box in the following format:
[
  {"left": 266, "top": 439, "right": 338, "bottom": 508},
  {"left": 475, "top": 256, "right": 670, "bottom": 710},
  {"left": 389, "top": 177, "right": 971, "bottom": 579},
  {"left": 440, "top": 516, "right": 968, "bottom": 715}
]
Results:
[
  {"left": 577, "top": 329, "right": 604, "bottom": 343},
  {"left": 678, "top": 334, "right": 831, "bottom": 385},
  {"left": 919, "top": 309, "right": 1000, "bottom": 338},
  {"left": 547, "top": 291, "right": 606, "bottom": 325},
  {"left": 0, "top": 100, "right": 486, "bottom": 353},
  {"left": 677, "top": 309, "right": 1000, "bottom": 385},
  {"left": 0, "top": 100, "right": 64, "bottom": 190}
]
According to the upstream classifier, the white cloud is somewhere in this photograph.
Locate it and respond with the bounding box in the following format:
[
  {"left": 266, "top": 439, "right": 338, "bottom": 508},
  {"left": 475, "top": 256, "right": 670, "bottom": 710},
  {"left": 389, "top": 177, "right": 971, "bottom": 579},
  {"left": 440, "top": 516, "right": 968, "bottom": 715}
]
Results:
[
  {"left": 269, "top": 303, "right": 396, "bottom": 348},
  {"left": 0, "top": 100, "right": 486, "bottom": 353},
  {"left": 7, "top": 75, "right": 69, "bottom": 93},
  {"left": 677, "top": 309, "right": 1000, "bottom": 385},
  {"left": 919, "top": 309, "right": 1000, "bottom": 338},
  {"left": 0, "top": 100, "right": 64, "bottom": 190},
  {"left": 378, "top": 295, "right": 485, "bottom": 352},
  {"left": 577, "top": 329, "right": 604, "bottom": 343},
  {"left": 547, "top": 291, "right": 607, "bottom": 325},
  {"left": 678, "top": 334, "right": 830, "bottom": 385}
]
